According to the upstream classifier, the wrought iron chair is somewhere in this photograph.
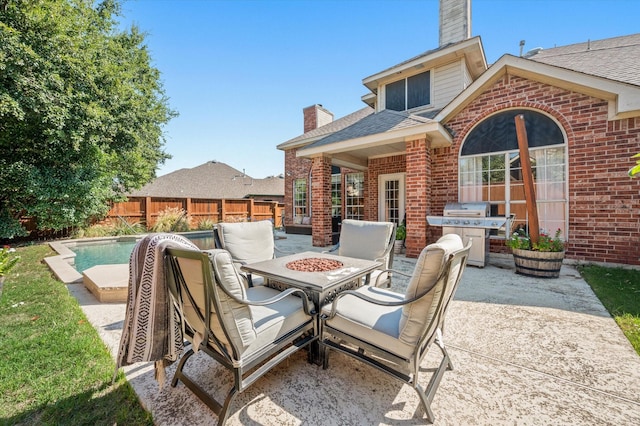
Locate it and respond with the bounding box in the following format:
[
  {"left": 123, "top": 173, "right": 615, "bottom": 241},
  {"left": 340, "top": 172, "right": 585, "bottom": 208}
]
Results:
[
  {"left": 165, "top": 247, "right": 317, "bottom": 425},
  {"left": 213, "top": 220, "right": 290, "bottom": 286},
  {"left": 320, "top": 234, "right": 471, "bottom": 423},
  {"left": 324, "top": 219, "right": 396, "bottom": 287}
]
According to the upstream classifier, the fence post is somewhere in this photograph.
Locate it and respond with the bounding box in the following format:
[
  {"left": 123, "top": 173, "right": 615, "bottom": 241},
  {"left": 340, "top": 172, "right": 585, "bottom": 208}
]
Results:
[{"left": 145, "top": 197, "right": 152, "bottom": 230}]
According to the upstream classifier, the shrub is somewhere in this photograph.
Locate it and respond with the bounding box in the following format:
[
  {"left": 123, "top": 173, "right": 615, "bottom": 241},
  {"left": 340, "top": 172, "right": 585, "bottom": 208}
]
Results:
[
  {"left": 151, "top": 207, "right": 191, "bottom": 232},
  {"left": 112, "top": 218, "right": 146, "bottom": 235},
  {"left": 196, "top": 218, "right": 217, "bottom": 231}
]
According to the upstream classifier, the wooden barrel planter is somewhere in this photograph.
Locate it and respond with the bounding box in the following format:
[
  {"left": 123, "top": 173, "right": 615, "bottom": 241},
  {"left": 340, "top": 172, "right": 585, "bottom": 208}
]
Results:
[{"left": 512, "top": 249, "right": 565, "bottom": 278}]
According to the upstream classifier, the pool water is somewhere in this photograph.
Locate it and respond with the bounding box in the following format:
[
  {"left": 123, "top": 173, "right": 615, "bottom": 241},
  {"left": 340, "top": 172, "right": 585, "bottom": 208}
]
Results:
[{"left": 71, "top": 234, "right": 216, "bottom": 272}]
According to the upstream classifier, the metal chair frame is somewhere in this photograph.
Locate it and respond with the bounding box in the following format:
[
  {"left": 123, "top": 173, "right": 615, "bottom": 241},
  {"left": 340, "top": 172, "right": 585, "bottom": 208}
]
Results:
[
  {"left": 165, "top": 248, "right": 317, "bottom": 425},
  {"left": 320, "top": 242, "right": 471, "bottom": 423}
]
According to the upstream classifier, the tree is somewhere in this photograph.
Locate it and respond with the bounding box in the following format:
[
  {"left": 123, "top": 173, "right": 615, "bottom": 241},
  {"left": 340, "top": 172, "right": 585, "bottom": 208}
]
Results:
[{"left": 0, "top": 0, "right": 175, "bottom": 238}]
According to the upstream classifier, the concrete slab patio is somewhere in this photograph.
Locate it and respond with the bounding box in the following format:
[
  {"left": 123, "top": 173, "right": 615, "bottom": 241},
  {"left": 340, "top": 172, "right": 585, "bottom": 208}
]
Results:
[{"left": 66, "top": 233, "right": 640, "bottom": 425}]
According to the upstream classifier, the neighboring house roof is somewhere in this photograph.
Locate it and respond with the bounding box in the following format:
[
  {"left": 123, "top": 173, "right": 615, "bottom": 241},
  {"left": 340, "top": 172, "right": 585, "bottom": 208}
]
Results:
[
  {"left": 127, "top": 161, "right": 284, "bottom": 199},
  {"left": 526, "top": 33, "right": 640, "bottom": 86},
  {"left": 277, "top": 107, "right": 374, "bottom": 150}
]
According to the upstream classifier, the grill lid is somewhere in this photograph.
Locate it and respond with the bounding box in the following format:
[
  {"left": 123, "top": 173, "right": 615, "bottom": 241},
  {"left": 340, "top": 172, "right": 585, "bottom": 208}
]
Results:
[{"left": 443, "top": 202, "right": 489, "bottom": 216}]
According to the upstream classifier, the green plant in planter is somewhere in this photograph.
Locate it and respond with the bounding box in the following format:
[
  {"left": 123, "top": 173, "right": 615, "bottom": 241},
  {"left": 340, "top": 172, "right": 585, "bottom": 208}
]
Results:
[
  {"left": 508, "top": 228, "right": 564, "bottom": 278},
  {"left": 507, "top": 228, "right": 564, "bottom": 252},
  {"left": 395, "top": 224, "right": 406, "bottom": 240},
  {"left": 630, "top": 153, "right": 640, "bottom": 177},
  {"left": 0, "top": 246, "right": 20, "bottom": 277}
]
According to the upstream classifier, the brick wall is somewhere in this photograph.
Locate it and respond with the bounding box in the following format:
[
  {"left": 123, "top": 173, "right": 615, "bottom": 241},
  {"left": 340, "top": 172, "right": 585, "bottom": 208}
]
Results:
[
  {"left": 311, "top": 155, "right": 333, "bottom": 246},
  {"left": 442, "top": 74, "right": 640, "bottom": 266}
]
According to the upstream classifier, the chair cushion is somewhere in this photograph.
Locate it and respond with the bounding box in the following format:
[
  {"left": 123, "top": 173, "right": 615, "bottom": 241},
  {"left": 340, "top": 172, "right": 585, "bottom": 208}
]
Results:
[
  {"left": 242, "top": 286, "right": 312, "bottom": 359},
  {"left": 217, "top": 221, "right": 275, "bottom": 265},
  {"left": 322, "top": 286, "right": 415, "bottom": 360},
  {"left": 399, "top": 234, "right": 463, "bottom": 345},
  {"left": 338, "top": 220, "right": 394, "bottom": 266},
  {"left": 206, "top": 249, "right": 257, "bottom": 351}
]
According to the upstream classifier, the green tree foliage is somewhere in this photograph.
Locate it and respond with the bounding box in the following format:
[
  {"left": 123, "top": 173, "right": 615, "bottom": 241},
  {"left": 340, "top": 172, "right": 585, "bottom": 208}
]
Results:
[{"left": 0, "top": 0, "right": 175, "bottom": 238}]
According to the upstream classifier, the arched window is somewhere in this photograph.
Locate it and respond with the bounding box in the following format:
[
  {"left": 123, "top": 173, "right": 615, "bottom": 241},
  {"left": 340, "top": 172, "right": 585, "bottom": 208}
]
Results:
[{"left": 459, "top": 109, "right": 567, "bottom": 238}]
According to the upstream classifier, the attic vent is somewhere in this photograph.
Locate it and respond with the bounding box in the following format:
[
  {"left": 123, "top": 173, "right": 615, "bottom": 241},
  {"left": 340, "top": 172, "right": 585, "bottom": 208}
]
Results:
[{"left": 523, "top": 47, "right": 543, "bottom": 58}]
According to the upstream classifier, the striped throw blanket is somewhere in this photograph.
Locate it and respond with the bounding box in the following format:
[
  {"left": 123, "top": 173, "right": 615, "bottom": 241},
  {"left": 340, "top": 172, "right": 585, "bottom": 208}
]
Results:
[{"left": 115, "top": 233, "right": 199, "bottom": 386}]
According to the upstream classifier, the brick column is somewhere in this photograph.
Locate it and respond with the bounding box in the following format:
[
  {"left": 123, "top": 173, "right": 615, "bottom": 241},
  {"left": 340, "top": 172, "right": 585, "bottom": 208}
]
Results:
[
  {"left": 405, "top": 138, "right": 431, "bottom": 258},
  {"left": 311, "top": 155, "right": 333, "bottom": 247}
]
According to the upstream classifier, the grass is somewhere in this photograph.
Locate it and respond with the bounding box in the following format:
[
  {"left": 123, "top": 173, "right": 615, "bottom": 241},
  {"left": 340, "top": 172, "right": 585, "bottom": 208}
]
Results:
[
  {"left": 578, "top": 264, "right": 640, "bottom": 355},
  {"left": 0, "top": 244, "right": 152, "bottom": 425}
]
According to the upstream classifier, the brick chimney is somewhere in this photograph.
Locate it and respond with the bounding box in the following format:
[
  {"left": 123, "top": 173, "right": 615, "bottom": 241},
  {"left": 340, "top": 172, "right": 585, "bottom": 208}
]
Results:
[
  {"left": 303, "top": 104, "right": 334, "bottom": 133},
  {"left": 439, "top": 0, "right": 471, "bottom": 47}
]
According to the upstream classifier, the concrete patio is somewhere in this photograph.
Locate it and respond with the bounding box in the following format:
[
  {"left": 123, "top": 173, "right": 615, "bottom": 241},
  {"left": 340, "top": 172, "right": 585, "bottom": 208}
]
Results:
[{"left": 67, "top": 233, "right": 640, "bottom": 425}]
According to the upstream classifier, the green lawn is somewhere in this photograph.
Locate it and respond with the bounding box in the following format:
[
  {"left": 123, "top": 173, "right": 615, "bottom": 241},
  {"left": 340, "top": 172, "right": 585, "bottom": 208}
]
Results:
[
  {"left": 0, "top": 244, "right": 152, "bottom": 425},
  {"left": 578, "top": 264, "right": 640, "bottom": 355}
]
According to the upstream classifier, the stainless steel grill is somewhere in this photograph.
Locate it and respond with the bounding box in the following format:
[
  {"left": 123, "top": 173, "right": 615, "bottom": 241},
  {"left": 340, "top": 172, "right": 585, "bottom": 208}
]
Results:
[{"left": 427, "top": 202, "right": 511, "bottom": 267}]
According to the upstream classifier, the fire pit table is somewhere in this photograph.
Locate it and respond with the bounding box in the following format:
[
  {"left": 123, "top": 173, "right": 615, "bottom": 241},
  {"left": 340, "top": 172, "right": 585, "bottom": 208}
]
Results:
[{"left": 242, "top": 251, "right": 381, "bottom": 364}]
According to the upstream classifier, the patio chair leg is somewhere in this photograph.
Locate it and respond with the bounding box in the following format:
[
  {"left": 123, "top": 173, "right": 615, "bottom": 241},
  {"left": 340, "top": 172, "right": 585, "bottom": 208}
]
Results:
[
  {"left": 414, "top": 383, "right": 436, "bottom": 424},
  {"left": 171, "top": 347, "right": 195, "bottom": 387},
  {"left": 218, "top": 387, "right": 238, "bottom": 425},
  {"left": 322, "top": 344, "right": 330, "bottom": 370}
]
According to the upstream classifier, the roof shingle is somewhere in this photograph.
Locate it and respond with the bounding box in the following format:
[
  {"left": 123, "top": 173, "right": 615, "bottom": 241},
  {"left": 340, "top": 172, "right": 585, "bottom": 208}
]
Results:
[
  {"left": 527, "top": 33, "right": 640, "bottom": 86},
  {"left": 128, "top": 161, "right": 284, "bottom": 199}
]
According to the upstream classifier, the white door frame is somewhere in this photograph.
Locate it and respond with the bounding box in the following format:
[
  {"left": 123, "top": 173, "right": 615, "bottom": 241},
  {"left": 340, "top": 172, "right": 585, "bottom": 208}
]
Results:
[{"left": 378, "top": 172, "right": 405, "bottom": 223}]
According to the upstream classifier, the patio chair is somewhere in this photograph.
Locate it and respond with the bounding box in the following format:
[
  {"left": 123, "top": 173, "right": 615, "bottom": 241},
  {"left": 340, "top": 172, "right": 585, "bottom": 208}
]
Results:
[
  {"left": 213, "top": 220, "right": 290, "bottom": 286},
  {"left": 320, "top": 234, "right": 471, "bottom": 423},
  {"left": 325, "top": 219, "right": 396, "bottom": 287},
  {"left": 165, "top": 247, "right": 317, "bottom": 425}
]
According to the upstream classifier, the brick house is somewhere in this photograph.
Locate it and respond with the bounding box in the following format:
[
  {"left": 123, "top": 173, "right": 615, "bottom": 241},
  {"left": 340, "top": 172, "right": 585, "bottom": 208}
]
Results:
[{"left": 277, "top": 0, "right": 640, "bottom": 266}]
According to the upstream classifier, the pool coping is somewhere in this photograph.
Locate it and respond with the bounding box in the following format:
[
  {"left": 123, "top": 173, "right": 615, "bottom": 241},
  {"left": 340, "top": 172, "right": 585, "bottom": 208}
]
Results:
[{"left": 45, "top": 231, "right": 214, "bottom": 285}]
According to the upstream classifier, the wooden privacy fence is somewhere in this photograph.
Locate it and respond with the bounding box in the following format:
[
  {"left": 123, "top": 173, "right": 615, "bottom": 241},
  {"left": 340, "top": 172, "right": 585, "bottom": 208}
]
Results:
[{"left": 108, "top": 197, "right": 285, "bottom": 230}]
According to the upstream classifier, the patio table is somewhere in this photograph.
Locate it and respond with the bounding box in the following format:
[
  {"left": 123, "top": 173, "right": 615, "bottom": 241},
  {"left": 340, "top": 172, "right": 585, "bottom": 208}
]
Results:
[{"left": 242, "top": 251, "right": 381, "bottom": 364}]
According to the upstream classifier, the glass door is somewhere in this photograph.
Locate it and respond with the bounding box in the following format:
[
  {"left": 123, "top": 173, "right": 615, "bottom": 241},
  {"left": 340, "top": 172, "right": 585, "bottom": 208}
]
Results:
[{"left": 378, "top": 173, "right": 405, "bottom": 224}]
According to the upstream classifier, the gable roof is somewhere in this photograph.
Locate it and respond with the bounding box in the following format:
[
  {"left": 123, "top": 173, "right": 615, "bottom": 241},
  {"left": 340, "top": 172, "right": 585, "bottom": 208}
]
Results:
[
  {"left": 362, "top": 37, "right": 487, "bottom": 93},
  {"left": 526, "top": 33, "right": 640, "bottom": 86},
  {"left": 127, "top": 161, "right": 284, "bottom": 199},
  {"left": 437, "top": 49, "right": 640, "bottom": 122}
]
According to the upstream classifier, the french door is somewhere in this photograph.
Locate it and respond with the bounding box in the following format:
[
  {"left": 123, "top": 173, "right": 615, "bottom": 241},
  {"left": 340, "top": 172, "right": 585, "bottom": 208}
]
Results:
[{"left": 378, "top": 173, "right": 405, "bottom": 224}]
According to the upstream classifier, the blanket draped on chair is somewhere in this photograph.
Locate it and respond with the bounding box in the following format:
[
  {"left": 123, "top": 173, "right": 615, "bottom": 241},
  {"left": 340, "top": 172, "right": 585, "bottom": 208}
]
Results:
[{"left": 115, "top": 233, "right": 199, "bottom": 386}]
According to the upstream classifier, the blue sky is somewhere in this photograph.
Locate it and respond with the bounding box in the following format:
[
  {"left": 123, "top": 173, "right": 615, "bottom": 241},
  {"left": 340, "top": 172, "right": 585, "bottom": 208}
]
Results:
[{"left": 117, "top": 0, "right": 640, "bottom": 178}]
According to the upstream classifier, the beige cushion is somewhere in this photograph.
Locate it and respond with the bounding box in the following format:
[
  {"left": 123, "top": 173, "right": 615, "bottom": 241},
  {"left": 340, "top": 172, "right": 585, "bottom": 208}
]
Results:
[
  {"left": 242, "top": 286, "right": 311, "bottom": 360},
  {"left": 217, "top": 221, "right": 275, "bottom": 265},
  {"left": 206, "top": 249, "right": 257, "bottom": 350},
  {"left": 338, "top": 220, "right": 394, "bottom": 267},
  {"left": 322, "top": 286, "right": 414, "bottom": 359},
  {"left": 399, "top": 234, "right": 463, "bottom": 345},
  {"left": 177, "top": 249, "right": 311, "bottom": 361}
]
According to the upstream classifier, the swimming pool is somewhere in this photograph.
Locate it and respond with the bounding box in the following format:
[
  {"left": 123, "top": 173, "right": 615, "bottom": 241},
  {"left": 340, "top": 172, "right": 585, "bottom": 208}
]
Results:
[{"left": 69, "top": 232, "right": 216, "bottom": 272}]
